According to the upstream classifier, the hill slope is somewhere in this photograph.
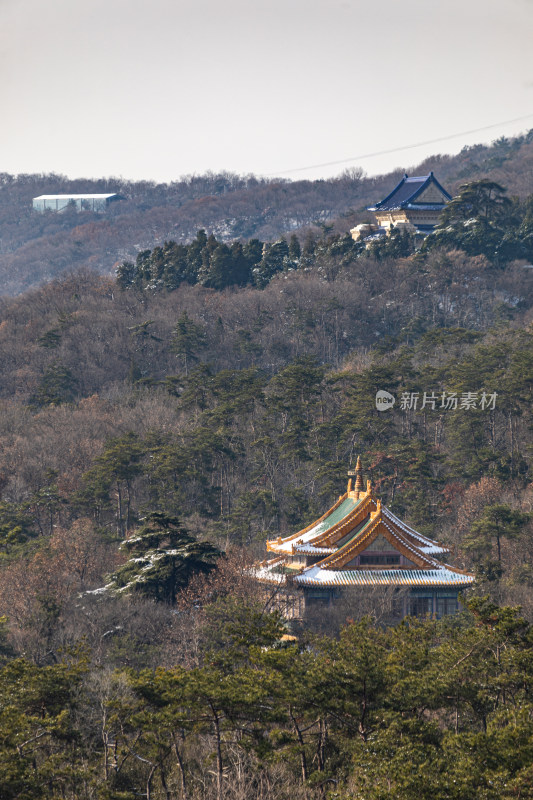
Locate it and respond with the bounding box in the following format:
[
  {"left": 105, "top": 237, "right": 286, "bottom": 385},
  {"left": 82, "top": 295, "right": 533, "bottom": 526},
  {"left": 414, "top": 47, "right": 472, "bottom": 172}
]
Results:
[{"left": 1, "top": 130, "right": 533, "bottom": 295}]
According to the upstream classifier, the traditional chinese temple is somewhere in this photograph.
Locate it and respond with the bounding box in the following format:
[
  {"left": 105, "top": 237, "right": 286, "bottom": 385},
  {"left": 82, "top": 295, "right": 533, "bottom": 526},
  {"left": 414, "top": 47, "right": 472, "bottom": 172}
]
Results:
[
  {"left": 256, "top": 458, "right": 474, "bottom": 619},
  {"left": 351, "top": 172, "right": 452, "bottom": 242},
  {"left": 368, "top": 171, "right": 452, "bottom": 232}
]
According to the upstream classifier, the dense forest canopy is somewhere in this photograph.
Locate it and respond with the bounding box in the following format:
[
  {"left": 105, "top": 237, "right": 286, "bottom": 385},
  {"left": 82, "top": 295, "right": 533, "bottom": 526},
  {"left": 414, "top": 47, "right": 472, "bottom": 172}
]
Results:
[
  {"left": 113, "top": 181, "right": 533, "bottom": 294},
  {"left": 0, "top": 142, "right": 532, "bottom": 797},
  {"left": 1, "top": 128, "right": 533, "bottom": 294}
]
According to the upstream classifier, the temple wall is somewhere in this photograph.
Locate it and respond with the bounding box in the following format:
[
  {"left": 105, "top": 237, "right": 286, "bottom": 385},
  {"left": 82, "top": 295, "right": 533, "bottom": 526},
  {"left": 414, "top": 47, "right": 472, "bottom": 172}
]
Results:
[
  {"left": 375, "top": 211, "right": 408, "bottom": 227},
  {"left": 406, "top": 211, "right": 442, "bottom": 226},
  {"left": 365, "top": 534, "right": 394, "bottom": 552},
  {"left": 415, "top": 185, "right": 448, "bottom": 203}
]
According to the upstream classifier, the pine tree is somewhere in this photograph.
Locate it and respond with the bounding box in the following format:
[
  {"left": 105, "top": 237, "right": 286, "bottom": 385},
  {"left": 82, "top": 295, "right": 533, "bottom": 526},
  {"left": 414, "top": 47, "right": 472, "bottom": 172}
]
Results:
[
  {"left": 254, "top": 238, "right": 290, "bottom": 287},
  {"left": 171, "top": 312, "right": 207, "bottom": 376},
  {"left": 186, "top": 229, "right": 209, "bottom": 283},
  {"left": 229, "top": 241, "right": 253, "bottom": 286},
  {"left": 161, "top": 241, "right": 189, "bottom": 289},
  {"left": 202, "top": 243, "right": 233, "bottom": 290},
  {"left": 242, "top": 238, "right": 263, "bottom": 271},
  {"left": 104, "top": 512, "right": 220, "bottom": 604},
  {"left": 288, "top": 233, "right": 301, "bottom": 261},
  {"left": 465, "top": 504, "right": 530, "bottom": 566},
  {"left": 29, "top": 362, "right": 78, "bottom": 408}
]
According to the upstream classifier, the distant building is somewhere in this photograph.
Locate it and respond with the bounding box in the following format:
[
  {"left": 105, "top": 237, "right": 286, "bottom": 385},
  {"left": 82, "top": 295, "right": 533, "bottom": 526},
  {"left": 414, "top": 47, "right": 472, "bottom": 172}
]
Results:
[
  {"left": 256, "top": 458, "right": 474, "bottom": 620},
  {"left": 351, "top": 172, "right": 452, "bottom": 243},
  {"left": 32, "top": 193, "right": 122, "bottom": 213}
]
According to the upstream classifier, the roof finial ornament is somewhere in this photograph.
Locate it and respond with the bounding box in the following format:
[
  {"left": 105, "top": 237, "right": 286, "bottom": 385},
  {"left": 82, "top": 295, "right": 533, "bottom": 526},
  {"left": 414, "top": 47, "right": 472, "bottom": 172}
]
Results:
[
  {"left": 354, "top": 455, "right": 363, "bottom": 493},
  {"left": 370, "top": 497, "right": 382, "bottom": 520}
]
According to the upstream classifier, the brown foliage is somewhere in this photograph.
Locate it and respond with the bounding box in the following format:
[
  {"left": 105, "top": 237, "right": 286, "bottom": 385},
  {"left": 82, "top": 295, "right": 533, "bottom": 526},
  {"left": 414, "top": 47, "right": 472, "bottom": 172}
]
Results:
[{"left": 0, "top": 518, "right": 119, "bottom": 661}]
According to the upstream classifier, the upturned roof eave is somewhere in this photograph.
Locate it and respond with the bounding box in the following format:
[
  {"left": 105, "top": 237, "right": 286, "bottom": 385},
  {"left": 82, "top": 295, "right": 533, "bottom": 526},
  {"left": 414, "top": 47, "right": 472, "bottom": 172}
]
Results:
[
  {"left": 407, "top": 172, "right": 452, "bottom": 204},
  {"left": 267, "top": 492, "right": 349, "bottom": 552},
  {"left": 367, "top": 172, "right": 452, "bottom": 213},
  {"left": 267, "top": 491, "right": 370, "bottom": 554},
  {"left": 369, "top": 173, "right": 411, "bottom": 211},
  {"left": 295, "top": 502, "right": 463, "bottom": 585},
  {"left": 382, "top": 506, "right": 450, "bottom": 554},
  {"left": 294, "top": 565, "right": 475, "bottom": 588},
  {"left": 269, "top": 495, "right": 450, "bottom": 564},
  {"left": 315, "top": 511, "right": 436, "bottom": 572}
]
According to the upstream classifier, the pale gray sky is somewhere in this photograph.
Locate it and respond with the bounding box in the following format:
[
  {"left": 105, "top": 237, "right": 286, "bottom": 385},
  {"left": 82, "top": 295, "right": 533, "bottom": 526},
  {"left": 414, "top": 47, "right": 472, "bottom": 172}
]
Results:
[{"left": 1, "top": 0, "right": 532, "bottom": 182}]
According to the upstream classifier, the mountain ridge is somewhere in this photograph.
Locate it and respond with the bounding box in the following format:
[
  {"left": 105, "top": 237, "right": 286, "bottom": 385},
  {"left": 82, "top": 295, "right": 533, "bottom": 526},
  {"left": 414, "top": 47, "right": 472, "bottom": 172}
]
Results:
[{"left": 1, "top": 130, "right": 532, "bottom": 295}]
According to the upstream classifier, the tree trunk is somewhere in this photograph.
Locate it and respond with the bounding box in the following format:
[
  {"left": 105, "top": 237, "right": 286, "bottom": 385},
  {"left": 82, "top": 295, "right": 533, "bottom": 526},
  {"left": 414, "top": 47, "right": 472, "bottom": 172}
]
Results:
[
  {"left": 125, "top": 479, "right": 133, "bottom": 533},
  {"left": 288, "top": 704, "right": 308, "bottom": 784},
  {"left": 159, "top": 761, "right": 171, "bottom": 800},
  {"left": 116, "top": 482, "right": 124, "bottom": 536},
  {"left": 146, "top": 763, "right": 158, "bottom": 800},
  {"left": 172, "top": 731, "right": 189, "bottom": 800},
  {"left": 210, "top": 705, "right": 224, "bottom": 800}
]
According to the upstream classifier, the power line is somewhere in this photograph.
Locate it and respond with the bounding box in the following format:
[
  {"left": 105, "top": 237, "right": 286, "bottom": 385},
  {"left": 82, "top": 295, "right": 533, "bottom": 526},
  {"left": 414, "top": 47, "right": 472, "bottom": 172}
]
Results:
[{"left": 268, "top": 113, "right": 533, "bottom": 177}]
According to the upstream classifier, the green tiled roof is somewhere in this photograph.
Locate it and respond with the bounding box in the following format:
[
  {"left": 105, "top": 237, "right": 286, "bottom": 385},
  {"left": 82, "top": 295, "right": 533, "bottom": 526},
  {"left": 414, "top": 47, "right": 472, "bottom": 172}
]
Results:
[{"left": 305, "top": 496, "right": 357, "bottom": 538}]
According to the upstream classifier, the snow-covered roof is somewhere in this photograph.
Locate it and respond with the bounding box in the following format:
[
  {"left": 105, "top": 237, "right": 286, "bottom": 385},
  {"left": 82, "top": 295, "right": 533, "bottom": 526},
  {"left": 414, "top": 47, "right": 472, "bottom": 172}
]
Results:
[
  {"left": 382, "top": 507, "right": 449, "bottom": 554},
  {"left": 295, "top": 566, "right": 474, "bottom": 588},
  {"left": 33, "top": 193, "right": 119, "bottom": 200},
  {"left": 367, "top": 173, "right": 451, "bottom": 212},
  {"left": 259, "top": 466, "right": 474, "bottom": 593},
  {"left": 268, "top": 495, "right": 359, "bottom": 553},
  {"left": 254, "top": 561, "right": 287, "bottom": 583},
  {"left": 293, "top": 543, "right": 337, "bottom": 555}
]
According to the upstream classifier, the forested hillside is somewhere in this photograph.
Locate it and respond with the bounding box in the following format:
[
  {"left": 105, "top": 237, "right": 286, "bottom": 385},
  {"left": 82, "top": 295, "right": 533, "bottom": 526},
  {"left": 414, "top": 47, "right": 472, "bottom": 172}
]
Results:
[
  {"left": 0, "top": 163, "right": 532, "bottom": 797},
  {"left": 0, "top": 237, "right": 531, "bottom": 614},
  {"left": 1, "top": 129, "right": 533, "bottom": 294}
]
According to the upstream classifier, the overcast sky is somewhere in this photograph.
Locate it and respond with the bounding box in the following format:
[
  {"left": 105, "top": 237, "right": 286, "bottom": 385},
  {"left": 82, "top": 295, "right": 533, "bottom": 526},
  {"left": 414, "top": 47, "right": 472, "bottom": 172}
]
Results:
[{"left": 1, "top": 0, "right": 532, "bottom": 182}]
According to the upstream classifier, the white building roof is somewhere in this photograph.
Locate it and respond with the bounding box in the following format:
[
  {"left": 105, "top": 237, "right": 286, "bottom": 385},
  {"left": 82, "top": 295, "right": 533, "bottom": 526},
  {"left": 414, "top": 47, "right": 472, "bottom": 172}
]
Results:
[
  {"left": 293, "top": 543, "right": 337, "bottom": 555},
  {"left": 33, "top": 194, "right": 119, "bottom": 200},
  {"left": 382, "top": 507, "right": 449, "bottom": 554},
  {"left": 33, "top": 192, "right": 117, "bottom": 200},
  {"left": 295, "top": 566, "right": 475, "bottom": 588},
  {"left": 254, "top": 563, "right": 286, "bottom": 583}
]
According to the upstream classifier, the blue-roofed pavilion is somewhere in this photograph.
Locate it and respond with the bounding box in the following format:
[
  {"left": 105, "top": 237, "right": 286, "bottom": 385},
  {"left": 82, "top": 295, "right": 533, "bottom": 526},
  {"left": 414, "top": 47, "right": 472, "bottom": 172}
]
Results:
[{"left": 366, "top": 172, "right": 452, "bottom": 234}]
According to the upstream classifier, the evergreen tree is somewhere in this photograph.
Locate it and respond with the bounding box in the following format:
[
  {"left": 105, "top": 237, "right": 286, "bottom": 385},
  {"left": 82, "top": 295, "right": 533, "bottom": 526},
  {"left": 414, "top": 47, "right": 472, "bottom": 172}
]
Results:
[
  {"left": 104, "top": 511, "right": 220, "bottom": 604},
  {"left": 133, "top": 249, "right": 153, "bottom": 289},
  {"left": 254, "top": 238, "right": 290, "bottom": 287},
  {"left": 202, "top": 243, "right": 233, "bottom": 290},
  {"left": 37, "top": 327, "right": 62, "bottom": 349},
  {"left": 242, "top": 238, "right": 264, "bottom": 272},
  {"left": 440, "top": 179, "right": 512, "bottom": 225},
  {"left": 161, "top": 240, "right": 190, "bottom": 289},
  {"left": 425, "top": 179, "right": 518, "bottom": 264},
  {"left": 29, "top": 362, "right": 78, "bottom": 408},
  {"left": 148, "top": 245, "right": 165, "bottom": 286},
  {"left": 0, "top": 502, "right": 35, "bottom": 552},
  {"left": 77, "top": 432, "right": 145, "bottom": 534},
  {"left": 301, "top": 231, "right": 317, "bottom": 262},
  {"left": 171, "top": 312, "right": 207, "bottom": 375},
  {"left": 288, "top": 233, "right": 301, "bottom": 261},
  {"left": 229, "top": 241, "right": 253, "bottom": 286},
  {"left": 465, "top": 503, "right": 530, "bottom": 567},
  {"left": 186, "top": 229, "right": 209, "bottom": 283}
]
